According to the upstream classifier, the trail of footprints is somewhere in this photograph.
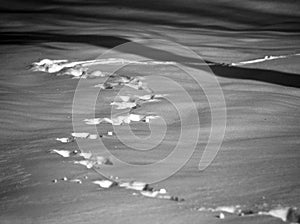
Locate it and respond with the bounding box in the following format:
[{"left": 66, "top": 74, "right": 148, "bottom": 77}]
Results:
[{"left": 31, "top": 59, "right": 300, "bottom": 222}]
